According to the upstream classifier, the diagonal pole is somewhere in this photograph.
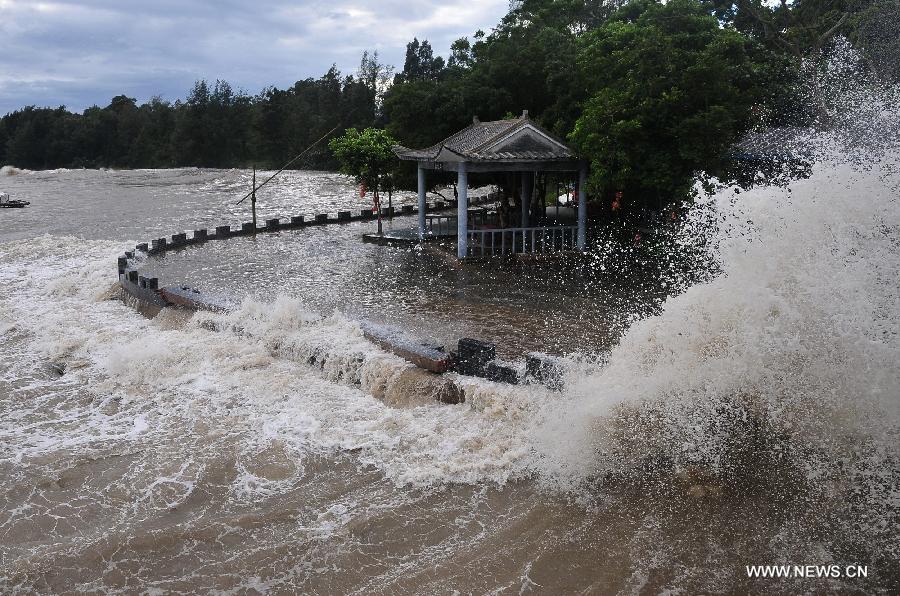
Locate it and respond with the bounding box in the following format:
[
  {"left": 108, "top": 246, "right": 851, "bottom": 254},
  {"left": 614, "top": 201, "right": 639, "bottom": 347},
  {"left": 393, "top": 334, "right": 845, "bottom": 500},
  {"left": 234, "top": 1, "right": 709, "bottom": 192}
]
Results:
[{"left": 236, "top": 123, "right": 341, "bottom": 206}]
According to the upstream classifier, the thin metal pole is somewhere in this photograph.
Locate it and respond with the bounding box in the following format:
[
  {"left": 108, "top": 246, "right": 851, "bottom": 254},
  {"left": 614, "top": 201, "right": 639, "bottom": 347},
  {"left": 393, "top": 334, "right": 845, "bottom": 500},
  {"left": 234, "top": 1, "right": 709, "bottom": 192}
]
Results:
[
  {"left": 236, "top": 123, "right": 340, "bottom": 205},
  {"left": 251, "top": 165, "right": 257, "bottom": 234}
]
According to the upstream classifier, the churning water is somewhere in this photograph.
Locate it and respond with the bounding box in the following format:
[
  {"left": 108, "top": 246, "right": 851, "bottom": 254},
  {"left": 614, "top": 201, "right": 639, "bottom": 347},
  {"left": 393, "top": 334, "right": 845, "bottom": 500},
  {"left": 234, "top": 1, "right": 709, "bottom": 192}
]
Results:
[{"left": 1, "top": 55, "right": 898, "bottom": 593}]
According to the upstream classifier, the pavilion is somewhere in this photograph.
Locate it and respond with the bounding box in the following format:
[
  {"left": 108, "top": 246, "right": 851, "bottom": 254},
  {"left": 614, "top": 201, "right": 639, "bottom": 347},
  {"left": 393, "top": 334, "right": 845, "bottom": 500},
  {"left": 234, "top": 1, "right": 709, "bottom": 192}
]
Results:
[{"left": 393, "top": 111, "right": 588, "bottom": 259}]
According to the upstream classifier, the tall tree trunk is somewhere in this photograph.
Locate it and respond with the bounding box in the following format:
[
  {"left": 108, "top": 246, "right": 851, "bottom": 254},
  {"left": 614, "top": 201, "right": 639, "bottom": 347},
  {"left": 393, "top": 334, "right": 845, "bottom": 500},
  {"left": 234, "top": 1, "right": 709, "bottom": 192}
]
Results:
[{"left": 387, "top": 185, "right": 393, "bottom": 220}]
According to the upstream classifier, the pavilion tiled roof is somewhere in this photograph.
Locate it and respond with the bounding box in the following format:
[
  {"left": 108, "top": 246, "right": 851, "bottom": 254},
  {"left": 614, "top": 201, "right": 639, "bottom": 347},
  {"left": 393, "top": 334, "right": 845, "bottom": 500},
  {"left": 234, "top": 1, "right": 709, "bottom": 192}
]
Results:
[{"left": 394, "top": 113, "right": 575, "bottom": 163}]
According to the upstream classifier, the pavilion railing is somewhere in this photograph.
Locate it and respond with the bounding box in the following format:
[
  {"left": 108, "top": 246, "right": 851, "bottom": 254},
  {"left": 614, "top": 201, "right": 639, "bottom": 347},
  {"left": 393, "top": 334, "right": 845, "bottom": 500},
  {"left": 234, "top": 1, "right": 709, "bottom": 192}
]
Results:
[
  {"left": 426, "top": 209, "right": 492, "bottom": 237},
  {"left": 425, "top": 215, "right": 454, "bottom": 236},
  {"left": 466, "top": 225, "right": 578, "bottom": 257}
]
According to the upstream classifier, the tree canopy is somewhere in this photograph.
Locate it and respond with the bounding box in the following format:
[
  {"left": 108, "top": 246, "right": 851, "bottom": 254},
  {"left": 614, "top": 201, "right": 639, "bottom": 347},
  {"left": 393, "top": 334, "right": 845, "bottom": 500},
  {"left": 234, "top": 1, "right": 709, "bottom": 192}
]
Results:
[
  {"left": 571, "top": 0, "right": 790, "bottom": 205},
  {"left": 328, "top": 128, "right": 397, "bottom": 194},
  {"left": 0, "top": 58, "right": 385, "bottom": 170}
]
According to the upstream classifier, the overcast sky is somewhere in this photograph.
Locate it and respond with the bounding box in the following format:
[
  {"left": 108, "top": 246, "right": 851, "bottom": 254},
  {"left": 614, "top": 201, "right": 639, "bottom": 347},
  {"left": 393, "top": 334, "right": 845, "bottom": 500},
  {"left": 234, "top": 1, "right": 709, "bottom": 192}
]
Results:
[{"left": 0, "top": 0, "right": 509, "bottom": 116}]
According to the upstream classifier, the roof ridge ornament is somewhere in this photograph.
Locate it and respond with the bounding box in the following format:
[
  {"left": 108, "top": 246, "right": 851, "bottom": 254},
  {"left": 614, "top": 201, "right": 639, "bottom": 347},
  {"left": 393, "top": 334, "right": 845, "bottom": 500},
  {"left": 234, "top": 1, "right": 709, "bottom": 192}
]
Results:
[
  {"left": 473, "top": 115, "right": 480, "bottom": 124},
  {"left": 521, "top": 109, "right": 528, "bottom": 119}
]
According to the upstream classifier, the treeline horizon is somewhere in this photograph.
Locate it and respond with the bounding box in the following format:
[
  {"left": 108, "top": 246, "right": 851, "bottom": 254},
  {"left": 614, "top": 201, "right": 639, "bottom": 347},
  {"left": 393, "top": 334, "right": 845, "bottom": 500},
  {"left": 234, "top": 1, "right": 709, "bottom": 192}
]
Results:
[
  {"left": 1, "top": 0, "right": 896, "bottom": 203},
  {"left": 0, "top": 68, "right": 377, "bottom": 172}
]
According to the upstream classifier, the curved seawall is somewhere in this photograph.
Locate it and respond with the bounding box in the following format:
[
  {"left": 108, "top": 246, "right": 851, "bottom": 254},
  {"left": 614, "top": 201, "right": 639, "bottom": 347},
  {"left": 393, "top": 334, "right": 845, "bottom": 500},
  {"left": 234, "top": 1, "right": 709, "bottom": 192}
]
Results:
[{"left": 115, "top": 195, "right": 565, "bottom": 401}]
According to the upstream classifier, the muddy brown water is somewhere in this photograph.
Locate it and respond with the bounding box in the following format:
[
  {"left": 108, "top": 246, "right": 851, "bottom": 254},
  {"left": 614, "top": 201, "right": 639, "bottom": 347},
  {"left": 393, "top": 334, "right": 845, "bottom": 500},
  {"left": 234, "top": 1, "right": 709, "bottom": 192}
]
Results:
[{"left": 1, "top": 167, "right": 896, "bottom": 594}]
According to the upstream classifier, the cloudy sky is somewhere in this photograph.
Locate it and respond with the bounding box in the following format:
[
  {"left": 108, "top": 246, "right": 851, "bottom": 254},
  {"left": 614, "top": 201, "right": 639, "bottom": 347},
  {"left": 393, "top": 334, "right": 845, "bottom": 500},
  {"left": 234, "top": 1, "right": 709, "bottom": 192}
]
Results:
[{"left": 0, "top": 0, "right": 510, "bottom": 115}]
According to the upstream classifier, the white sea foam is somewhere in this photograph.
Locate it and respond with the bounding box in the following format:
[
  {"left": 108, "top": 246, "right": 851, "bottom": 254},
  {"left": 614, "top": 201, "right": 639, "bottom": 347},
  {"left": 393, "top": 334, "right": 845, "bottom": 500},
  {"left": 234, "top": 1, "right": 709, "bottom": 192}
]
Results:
[
  {"left": 1, "top": 165, "right": 27, "bottom": 176},
  {"left": 0, "top": 234, "right": 549, "bottom": 492}
]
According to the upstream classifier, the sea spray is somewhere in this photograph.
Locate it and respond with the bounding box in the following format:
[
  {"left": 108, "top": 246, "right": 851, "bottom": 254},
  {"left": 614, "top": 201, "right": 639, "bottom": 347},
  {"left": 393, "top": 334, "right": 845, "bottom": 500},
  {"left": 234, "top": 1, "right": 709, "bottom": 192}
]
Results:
[{"left": 526, "top": 42, "right": 900, "bottom": 578}]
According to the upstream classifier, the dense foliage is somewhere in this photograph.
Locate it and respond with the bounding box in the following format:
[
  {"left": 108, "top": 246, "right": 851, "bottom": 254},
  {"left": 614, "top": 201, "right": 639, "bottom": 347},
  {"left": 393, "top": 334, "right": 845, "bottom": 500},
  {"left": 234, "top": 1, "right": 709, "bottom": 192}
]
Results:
[
  {"left": 328, "top": 128, "right": 397, "bottom": 195},
  {"left": 0, "top": 71, "right": 377, "bottom": 170},
  {"left": 1, "top": 0, "right": 893, "bottom": 206},
  {"left": 571, "top": 0, "right": 791, "bottom": 205},
  {"left": 329, "top": 127, "right": 398, "bottom": 233}
]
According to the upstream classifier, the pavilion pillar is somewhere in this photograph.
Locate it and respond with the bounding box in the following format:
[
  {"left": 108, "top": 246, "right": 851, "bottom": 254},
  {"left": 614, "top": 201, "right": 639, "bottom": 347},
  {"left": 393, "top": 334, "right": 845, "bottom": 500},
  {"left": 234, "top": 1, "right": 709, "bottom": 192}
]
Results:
[
  {"left": 577, "top": 164, "right": 588, "bottom": 251},
  {"left": 417, "top": 165, "right": 426, "bottom": 240},
  {"left": 457, "top": 162, "right": 468, "bottom": 258},
  {"left": 520, "top": 171, "right": 533, "bottom": 228}
]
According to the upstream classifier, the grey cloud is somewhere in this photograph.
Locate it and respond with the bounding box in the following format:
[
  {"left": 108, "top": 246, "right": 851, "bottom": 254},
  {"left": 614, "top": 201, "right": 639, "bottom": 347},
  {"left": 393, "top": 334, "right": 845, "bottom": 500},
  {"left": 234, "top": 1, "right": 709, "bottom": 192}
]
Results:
[{"left": 0, "top": 0, "right": 507, "bottom": 115}]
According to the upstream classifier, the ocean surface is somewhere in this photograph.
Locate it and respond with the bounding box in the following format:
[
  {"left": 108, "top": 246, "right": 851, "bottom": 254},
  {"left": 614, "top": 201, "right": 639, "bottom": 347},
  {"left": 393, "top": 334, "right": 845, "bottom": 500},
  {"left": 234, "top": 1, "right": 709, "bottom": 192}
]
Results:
[{"left": 2, "top": 75, "right": 899, "bottom": 594}]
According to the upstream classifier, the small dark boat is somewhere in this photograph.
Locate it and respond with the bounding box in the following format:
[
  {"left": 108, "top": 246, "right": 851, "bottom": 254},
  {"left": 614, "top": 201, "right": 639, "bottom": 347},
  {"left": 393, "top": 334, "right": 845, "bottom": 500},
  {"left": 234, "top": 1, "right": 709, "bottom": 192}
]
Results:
[{"left": 0, "top": 192, "right": 29, "bottom": 208}]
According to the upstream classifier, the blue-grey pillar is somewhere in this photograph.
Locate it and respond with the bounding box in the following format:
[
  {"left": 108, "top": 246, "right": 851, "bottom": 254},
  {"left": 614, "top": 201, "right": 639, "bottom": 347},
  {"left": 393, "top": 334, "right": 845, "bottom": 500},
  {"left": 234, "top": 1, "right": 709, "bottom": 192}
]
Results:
[
  {"left": 577, "top": 164, "right": 588, "bottom": 251},
  {"left": 457, "top": 162, "right": 468, "bottom": 258},
  {"left": 521, "top": 171, "right": 533, "bottom": 228},
  {"left": 417, "top": 165, "right": 426, "bottom": 240}
]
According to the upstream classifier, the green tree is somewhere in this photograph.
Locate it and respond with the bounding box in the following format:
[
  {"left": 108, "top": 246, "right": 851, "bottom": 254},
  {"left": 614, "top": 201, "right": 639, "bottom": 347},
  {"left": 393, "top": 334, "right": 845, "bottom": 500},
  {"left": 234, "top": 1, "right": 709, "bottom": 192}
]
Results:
[
  {"left": 329, "top": 127, "right": 397, "bottom": 234},
  {"left": 849, "top": 0, "right": 900, "bottom": 82},
  {"left": 357, "top": 50, "right": 394, "bottom": 116},
  {"left": 447, "top": 37, "right": 473, "bottom": 70},
  {"left": 396, "top": 38, "right": 445, "bottom": 83},
  {"left": 704, "top": 0, "right": 870, "bottom": 59},
  {"left": 131, "top": 96, "right": 176, "bottom": 167},
  {"left": 571, "top": 0, "right": 787, "bottom": 208}
]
